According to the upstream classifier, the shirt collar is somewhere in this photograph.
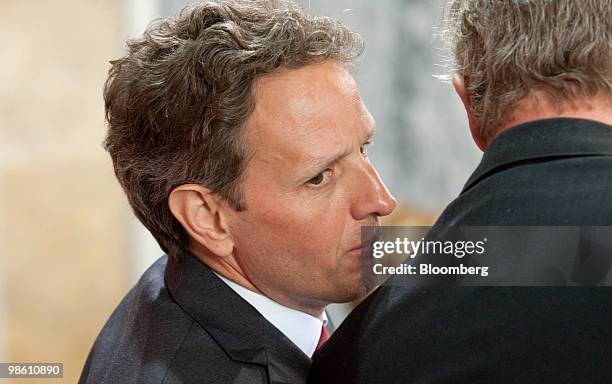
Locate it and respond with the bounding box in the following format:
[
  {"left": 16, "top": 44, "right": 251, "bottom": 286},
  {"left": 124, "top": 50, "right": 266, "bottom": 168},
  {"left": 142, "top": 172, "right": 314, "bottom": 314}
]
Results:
[{"left": 214, "top": 272, "right": 327, "bottom": 358}]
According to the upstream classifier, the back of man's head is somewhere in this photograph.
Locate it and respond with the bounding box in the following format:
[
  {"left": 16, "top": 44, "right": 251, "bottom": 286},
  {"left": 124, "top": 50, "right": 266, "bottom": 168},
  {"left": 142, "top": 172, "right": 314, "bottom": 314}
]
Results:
[
  {"left": 103, "top": 0, "right": 363, "bottom": 262},
  {"left": 444, "top": 0, "right": 611, "bottom": 140}
]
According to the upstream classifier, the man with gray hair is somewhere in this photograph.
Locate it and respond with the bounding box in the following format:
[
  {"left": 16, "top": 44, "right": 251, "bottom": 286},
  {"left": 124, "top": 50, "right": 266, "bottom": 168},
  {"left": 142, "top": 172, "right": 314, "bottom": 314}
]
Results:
[
  {"left": 309, "top": 1, "right": 611, "bottom": 382},
  {"left": 79, "top": 1, "right": 395, "bottom": 383}
]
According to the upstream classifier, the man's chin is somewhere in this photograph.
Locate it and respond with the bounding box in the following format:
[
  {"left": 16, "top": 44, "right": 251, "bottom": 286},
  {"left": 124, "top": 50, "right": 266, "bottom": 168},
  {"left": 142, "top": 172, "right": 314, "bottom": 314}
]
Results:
[{"left": 327, "top": 280, "right": 378, "bottom": 304}]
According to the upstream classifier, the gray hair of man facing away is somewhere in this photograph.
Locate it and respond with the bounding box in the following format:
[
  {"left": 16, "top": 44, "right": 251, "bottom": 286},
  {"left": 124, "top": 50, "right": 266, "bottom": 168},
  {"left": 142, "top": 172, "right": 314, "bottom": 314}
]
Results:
[
  {"left": 442, "top": 0, "right": 612, "bottom": 142},
  {"left": 102, "top": 0, "right": 363, "bottom": 262}
]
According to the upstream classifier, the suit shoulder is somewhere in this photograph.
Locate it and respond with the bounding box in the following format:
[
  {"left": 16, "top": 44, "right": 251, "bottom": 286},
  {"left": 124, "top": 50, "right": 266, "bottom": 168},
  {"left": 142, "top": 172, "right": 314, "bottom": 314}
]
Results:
[
  {"left": 80, "top": 256, "right": 195, "bottom": 383},
  {"left": 81, "top": 256, "right": 268, "bottom": 384}
]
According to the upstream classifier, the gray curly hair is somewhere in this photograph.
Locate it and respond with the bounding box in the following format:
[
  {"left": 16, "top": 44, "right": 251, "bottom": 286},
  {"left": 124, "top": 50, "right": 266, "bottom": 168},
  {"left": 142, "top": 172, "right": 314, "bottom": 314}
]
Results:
[
  {"left": 443, "top": 0, "right": 612, "bottom": 138},
  {"left": 103, "top": 0, "right": 363, "bottom": 261}
]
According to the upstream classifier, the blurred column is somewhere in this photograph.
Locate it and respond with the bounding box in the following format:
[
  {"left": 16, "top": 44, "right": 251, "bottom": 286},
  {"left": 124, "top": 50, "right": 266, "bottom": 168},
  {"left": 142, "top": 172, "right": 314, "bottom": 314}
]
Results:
[
  {"left": 0, "top": 187, "right": 6, "bottom": 363},
  {"left": 0, "top": 0, "right": 129, "bottom": 382},
  {"left": 123, "top": 0, "right": 166, "bottom": 281},
  {"left": 125, "top": 0, "right": 162, "bottom": 38}
]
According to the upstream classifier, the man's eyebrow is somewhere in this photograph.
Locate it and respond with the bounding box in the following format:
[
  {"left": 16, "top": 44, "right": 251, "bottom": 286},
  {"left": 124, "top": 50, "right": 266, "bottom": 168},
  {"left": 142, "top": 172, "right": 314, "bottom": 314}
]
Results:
[
  {"left": 365, "top": 128, "right": 376, "bottom": 142},
  {"left": 307, "top": 149, "right": 350, "bottom": 171},
  {"left": 305, "top": 128, "right": 376, "bottom": 171}
]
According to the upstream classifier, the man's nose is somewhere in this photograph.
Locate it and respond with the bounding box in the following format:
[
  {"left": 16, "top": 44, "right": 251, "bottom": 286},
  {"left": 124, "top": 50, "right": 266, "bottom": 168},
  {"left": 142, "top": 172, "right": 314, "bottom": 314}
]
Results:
[{"left": 351, "top": 161, "right": 396, "bottom": 220}]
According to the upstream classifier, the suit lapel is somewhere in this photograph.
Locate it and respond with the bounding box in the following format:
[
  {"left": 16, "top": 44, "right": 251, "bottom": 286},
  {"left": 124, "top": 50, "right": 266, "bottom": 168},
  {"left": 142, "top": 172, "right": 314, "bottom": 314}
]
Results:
[{"left": 164, "top": 253, "right": 311, "bottom": 383}]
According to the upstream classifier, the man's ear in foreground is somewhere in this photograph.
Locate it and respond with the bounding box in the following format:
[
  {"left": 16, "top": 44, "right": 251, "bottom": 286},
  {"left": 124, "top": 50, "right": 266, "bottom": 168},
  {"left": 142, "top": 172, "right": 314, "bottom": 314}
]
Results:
[
  {"left": 168, "top": 184, "right": 234, "bottom": 258},
  {"left": 452, "top": 74, "right": 488, "bottom": 151}
]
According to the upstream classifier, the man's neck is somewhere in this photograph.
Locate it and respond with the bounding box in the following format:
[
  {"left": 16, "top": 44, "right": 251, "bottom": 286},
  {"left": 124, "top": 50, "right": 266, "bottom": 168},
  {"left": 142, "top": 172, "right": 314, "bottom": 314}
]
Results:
[
  {"left": 190, "top": 246, "right": 327, "bottom": 318},
  {"left": 491, "top": 94, "right": 612, "bottom": 145}
]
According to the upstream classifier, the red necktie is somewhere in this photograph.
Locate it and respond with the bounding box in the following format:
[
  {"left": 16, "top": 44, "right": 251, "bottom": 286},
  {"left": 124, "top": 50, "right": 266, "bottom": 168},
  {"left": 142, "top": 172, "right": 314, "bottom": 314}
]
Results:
[{"left": 316, "top": 324, "right": 331, "bottom": 351}]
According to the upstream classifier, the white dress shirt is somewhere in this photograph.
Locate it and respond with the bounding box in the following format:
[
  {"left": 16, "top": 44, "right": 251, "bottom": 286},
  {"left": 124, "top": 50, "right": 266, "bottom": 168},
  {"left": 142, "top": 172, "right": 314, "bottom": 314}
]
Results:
[{"left": 215, "top": 273, "right": 326, "bottom": 358}]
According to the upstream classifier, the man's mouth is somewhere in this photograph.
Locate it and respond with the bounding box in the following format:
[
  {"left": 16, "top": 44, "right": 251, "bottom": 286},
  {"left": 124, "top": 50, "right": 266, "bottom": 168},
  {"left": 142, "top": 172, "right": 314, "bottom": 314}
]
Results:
[{"left": 348, "top": 228, "right": 382, "bottom": 256}]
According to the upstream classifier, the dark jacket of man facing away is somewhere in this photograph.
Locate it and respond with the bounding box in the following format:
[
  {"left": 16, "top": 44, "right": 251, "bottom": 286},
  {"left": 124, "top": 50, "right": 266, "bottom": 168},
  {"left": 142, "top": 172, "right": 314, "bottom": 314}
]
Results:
[
  {"left": 79, "top": 1, "right": 396, "bottom": 383},
  {"left": 308, "top": 1, "right": 612, "bottom": 383}
]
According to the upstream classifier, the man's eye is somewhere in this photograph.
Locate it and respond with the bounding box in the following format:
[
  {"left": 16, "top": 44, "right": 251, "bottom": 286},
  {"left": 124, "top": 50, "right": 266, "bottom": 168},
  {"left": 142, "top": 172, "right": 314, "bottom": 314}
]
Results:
[
  {"left": 307, "top": 169, "right": 332, "bottom": 186},
  {"left": 360, "top": 141, "right": 372, "bottom": 157}
]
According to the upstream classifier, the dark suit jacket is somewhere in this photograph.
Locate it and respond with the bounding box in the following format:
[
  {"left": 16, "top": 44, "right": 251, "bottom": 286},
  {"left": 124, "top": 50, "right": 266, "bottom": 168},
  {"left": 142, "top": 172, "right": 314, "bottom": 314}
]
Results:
[
  {"left": 79, "top": 253, "right": 311, "bottom": 384},
  {"left": 308, "top": 118, "right": 612, "bottom": 384}
]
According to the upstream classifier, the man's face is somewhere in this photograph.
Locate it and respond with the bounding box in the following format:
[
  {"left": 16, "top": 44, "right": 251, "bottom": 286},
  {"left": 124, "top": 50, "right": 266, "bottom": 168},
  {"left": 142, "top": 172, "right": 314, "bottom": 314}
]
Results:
[{"left": 226, "top": 61, "right": 396, "bottom": 312}]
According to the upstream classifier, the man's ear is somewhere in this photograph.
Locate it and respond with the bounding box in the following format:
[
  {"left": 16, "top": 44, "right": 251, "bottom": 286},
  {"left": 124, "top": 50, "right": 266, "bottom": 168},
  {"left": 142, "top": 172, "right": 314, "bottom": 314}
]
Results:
[
  {"left": 168, "top": 184, "right": 234, "bottom": 258},
  {"left": 452, "top": 74, "right": 487, "bottom": 151}
]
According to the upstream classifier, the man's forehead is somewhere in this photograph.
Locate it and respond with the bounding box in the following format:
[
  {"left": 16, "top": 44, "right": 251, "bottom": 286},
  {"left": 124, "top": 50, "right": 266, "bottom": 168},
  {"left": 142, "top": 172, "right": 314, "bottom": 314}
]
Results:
[
  {"left": 256, "top": 61, "right": 356, "bottom": 94},
  {"left": 252, "top": 63, "right": 357, "bottom": 120},
  {"left": 246, "top": 101, "right": 375, "bottom": 175},
  {"left": 245, "top": 61, "right": 365, "bottom": 147}
]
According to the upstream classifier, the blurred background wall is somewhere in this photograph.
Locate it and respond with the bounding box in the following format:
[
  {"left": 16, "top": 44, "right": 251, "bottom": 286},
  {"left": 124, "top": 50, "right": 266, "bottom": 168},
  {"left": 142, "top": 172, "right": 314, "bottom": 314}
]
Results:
[
  {"left": 1, "top": 1, "right": 128, "bottom": 383},
  {"left": 0, "top": 0, "right": 480, "bottom": 383}
]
